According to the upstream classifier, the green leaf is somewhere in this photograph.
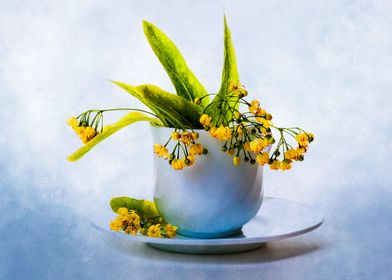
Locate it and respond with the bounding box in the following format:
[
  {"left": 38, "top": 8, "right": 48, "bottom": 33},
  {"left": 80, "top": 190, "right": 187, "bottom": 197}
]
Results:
[
  {"left": 110, "top": 197, "right": 160, "bottom": 218},
  {"left": 143, "top": 21, "right": 209, "bottom": 108},
  {"left": 208, "top": 16, "right": 240, "bottom": 125},
  {"left": 111, "top": 81, "right": 203, "bottom": 128},
  {"left": 67, "top": 112, "right": 162, "bottom": 161}
]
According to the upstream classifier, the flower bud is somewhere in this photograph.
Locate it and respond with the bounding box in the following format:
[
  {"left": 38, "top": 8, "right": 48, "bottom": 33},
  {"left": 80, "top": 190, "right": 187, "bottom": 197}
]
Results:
[
  {"left": 265, "top": 113, "right": 273, "bottom": 120},
  {"left": 202, "top": 148, "right": 208, "bottom": 155},
  {"left": 221, "top": 146, "right": 227, "bottom": 152},
  {"left": 194, "top": 97, "right": 201, "bottom": 105},
  {"left": 250, "top": 159, "right": 256, "bottom": 164},
  {"left": 233, "top": 156, "right": 241, "bottom": 166}
]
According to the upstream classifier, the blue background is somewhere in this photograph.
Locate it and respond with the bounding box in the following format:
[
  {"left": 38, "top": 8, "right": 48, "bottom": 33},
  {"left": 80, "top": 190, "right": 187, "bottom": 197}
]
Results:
[{"left": 1, "top": 1, "right": 391, "bottom": 279}]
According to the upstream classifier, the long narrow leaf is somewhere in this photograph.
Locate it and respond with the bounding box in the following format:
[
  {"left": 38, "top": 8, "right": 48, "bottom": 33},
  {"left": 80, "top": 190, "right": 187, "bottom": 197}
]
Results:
[
  {"left": 67, "top": 112, "right": 162, "bottom": 161},
  {"left": 112, "top": 81, "right": 203, "bottom": 128},
  {"left": 143, "top": 21, "right": 209, "bottom": 108},
  {"left": 208, "top": 16, "right": 240, "bottom": 125}
]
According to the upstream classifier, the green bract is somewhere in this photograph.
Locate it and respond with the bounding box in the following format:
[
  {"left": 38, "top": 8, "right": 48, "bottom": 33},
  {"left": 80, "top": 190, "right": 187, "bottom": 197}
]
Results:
[
  {"left": 110, "top": 197, "right": 160, "bottom": 219},
  {"left": 68, "top": 16, "right": 239, "bottom": 160},
  {"left": 208, "top": 16, "right": 240, "bottom": 125},
  {"left": 143, "top": 21, "right": 210, "bottom": 108},
  {"left": 111, "top": 82, "right": 203, "bottom": 128}
]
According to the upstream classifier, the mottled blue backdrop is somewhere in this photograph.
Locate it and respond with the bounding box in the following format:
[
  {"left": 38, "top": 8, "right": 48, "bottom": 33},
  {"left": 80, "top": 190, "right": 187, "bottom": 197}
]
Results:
[{"left": 1, "top": 1, "right": 391, "bottom": 279}]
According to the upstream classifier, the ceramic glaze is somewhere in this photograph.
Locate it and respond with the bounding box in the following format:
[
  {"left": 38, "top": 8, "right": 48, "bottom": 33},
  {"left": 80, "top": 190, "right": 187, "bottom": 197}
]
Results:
[{"left": 151, "top": 126, "right": 265, "bottom": 238}]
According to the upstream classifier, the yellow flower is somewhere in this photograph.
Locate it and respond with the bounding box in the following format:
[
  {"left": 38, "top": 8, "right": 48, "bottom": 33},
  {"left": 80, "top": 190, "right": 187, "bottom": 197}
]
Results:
[
  {"left": 109, "top": 219, "right": 123, "bottom": 231},
  {"left": 84, "top": 126, "right": 96, "bottom": 138},
  {"left": 147, "top": 224, "right": 162, "bottom": 238},
  {"left": 280, "top": 160, "right": 292, "bottom": 171},
  {"left": 116, "top": 214, "right": 128, "bottom": 223},
  {"left": 228, "top": 80, "right": 240, "bottom": 91},
  {"left": 128, "top": 211, "right": 141, "bottom": 227},
  {"left": 210, "top": 125, "right": 232, "bottom": 141},
  {"left": 233, "top": 156, "right": 241, "bottom": 166},
  {"left": 254, "top": 108, "right": 267, "bottom": 117},
  {"left": 181, "top": 132, "right": 193, "bottom": 146},
  {"left": 248, "top": 100, "right": 260, "bottom": 113},
  {"left": 125, "top": 225, "right": 139, "bottom": 235},
  {"left": 200, "top": 114, "right": 212, "bottom": 127},
  {"left": 165, "top": 224, "right": 177, "bottom": 238},
  {"left": 269, "top": 160, "right": 281, "bottom": 170},
  {"left": 67, "top": 117, "right": 79, "bottom": 128},
  {"left": 243, "top": 142, "right": 251, "bottom": 151},
  {"left": 308, "top": 132, "right": 315, "bottom": 142},
  {"left": 296, "top": 146, "right": 305, "bottom": 156},
  {"left": 172, "top": 159, "right": 185, "bottom": 170},
  {"left": 185, "top": 155, "right": 196, "bottom": 166},
  {"left": 256, "top": 152, "right": 270, "bottom": 166},
  {"left": 192, "top": 132, "right": 199, "bottom": 140},
  {"left": 75, "top": 126, "right": 97, "bottom": 144},
  {"left": 260, "top": 127, "right": 268, "bottom": 135},
  {"left": 284, "top": 149, "right": 297, "bottom": 160},
  {"left": 154, "top": 144, "right": 169, "bottom": 159},
  {"left": 171, "top": 131, "right": 181, "bottom": 140},
  {"left": 117, "top": 207, "right": 129, "bottom": 216},
  {"left": 189, "top": 144, "right": 203, "bottom": 155},
  {"left": 296, "top": 133, "right": 309, "bottom": 147},
  {"left": 249, "top": 138, "right": 269, "bottom": 153},
  {"left": 229, "top": 80, "right": 248, "bottom": 96},
  {"left": 259, "top": 118, "right": 271, "bottom": 128},
  {"left": 72, "top": 125, "right": 97, "bottom": 144}
]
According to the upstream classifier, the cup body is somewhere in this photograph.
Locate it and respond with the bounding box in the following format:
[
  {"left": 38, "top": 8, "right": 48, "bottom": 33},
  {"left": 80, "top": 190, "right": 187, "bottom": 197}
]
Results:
[{"left": 151, "top": 126, "right": 264, "bottom": 238}]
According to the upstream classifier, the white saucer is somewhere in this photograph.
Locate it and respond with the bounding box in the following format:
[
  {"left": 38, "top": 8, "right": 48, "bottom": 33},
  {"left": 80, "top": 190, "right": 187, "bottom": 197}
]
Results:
[{"left": 92, "top": 197, "right": 324, "bottom": 254}]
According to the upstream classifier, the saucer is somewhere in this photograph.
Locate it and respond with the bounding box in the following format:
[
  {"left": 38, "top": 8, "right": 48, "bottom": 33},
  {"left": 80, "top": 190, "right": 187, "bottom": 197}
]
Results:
[{"left": 91, "top": 197, "right": 324, "bottom": 254}]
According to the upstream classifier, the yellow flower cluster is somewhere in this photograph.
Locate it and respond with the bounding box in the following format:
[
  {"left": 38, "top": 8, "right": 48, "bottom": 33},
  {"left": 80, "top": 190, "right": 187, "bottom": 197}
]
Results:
[
  {"left": 109, "top": 207, "right": 141, "bottom": 235},
  {"left": 249, "top": 138, "right": 270, "bottom": 153},
  {"left": 171, "top": 159, "right": 185, "bottom": 170},
  {"left": 296, "top": 133, "right": 314, "bottom": 148},
  {"left": 150, "top": 78, "right": 314, "bottom": 172},
  {"left": 200, "top": 114, "right": 212, "bottom": 128},
  {"left": 197, "top": 98, "right": 275, "bottom": 167},
  {"left": 154, "top": 144, "right": 169, "bottom": 159},
  {"left": 256, "top": 152, "right": 270, "bottom": 166},
  {"left": 248, "top": 99, "right": 272, "bottom": 127},
  {"left": 154, "top": 129, "right": 207, "bottom": 170},
  {"left": 109, "top": 207, "right": 177, "bottom": 238},
  {"left": 209, "top": 125, "right": 232, "bottom": 141},
  {"left": 267, "top": 132, "right": 314, "bottom": 171},
  {"left": 189, "top": 143, "right": 203, "bottom": 155},
  {"left": 67, "top": 116, "right": 98, "bottom": 144}
]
